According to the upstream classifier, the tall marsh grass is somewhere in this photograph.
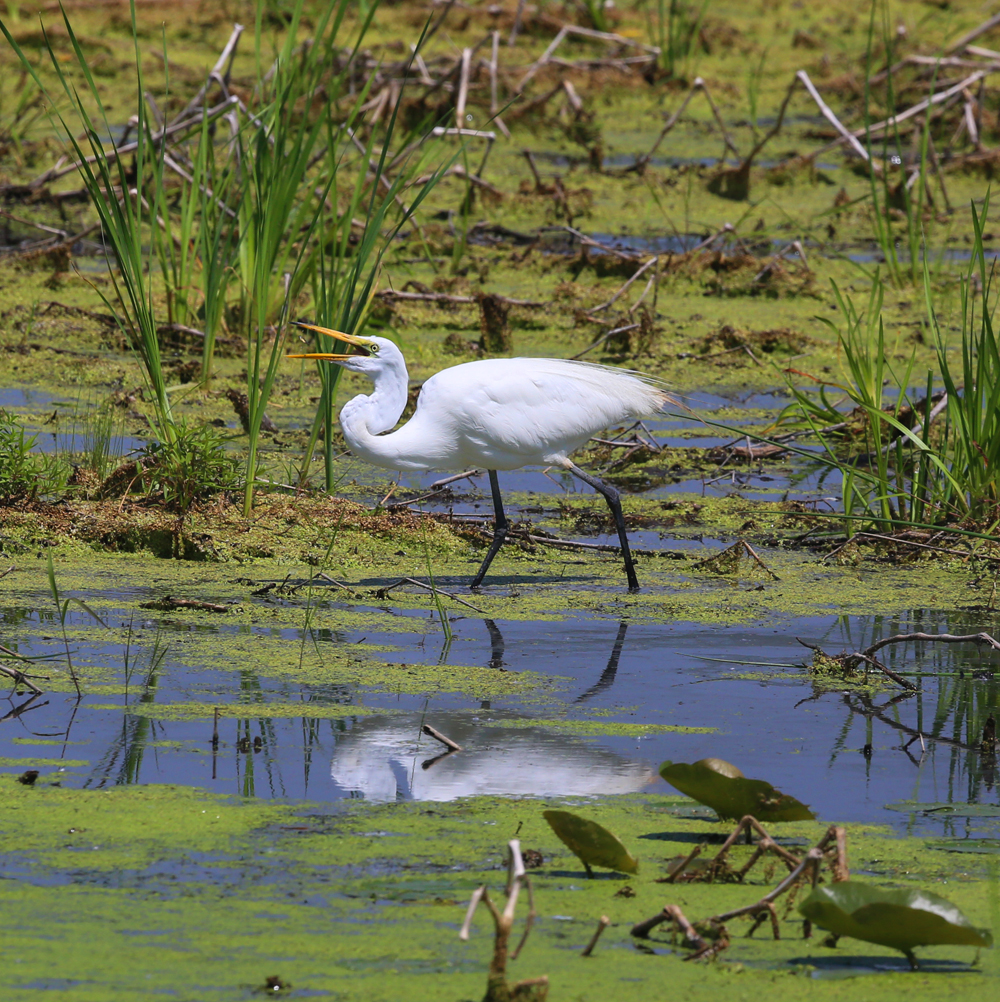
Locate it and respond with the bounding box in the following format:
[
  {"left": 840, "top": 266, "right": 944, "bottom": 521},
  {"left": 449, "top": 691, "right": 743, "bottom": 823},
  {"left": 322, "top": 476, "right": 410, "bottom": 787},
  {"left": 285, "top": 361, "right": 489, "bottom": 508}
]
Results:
[
  {"left": 781, "top": 199, "right": 1000, "bottom": 540},
  {"left": 858, "top": 3, "right": 950, "bottom": 289},
  {"left": 3, "top": 3, "right": 176, "bottom": 437},
  {"left": 298, "top": 30, "right": 453, "bottom": 492},
  {"left": 650, "top": 0, "right": 709, "bottom": 79},
  {"left": 2, "top": 0, "right": 455, "bottom": 511}
]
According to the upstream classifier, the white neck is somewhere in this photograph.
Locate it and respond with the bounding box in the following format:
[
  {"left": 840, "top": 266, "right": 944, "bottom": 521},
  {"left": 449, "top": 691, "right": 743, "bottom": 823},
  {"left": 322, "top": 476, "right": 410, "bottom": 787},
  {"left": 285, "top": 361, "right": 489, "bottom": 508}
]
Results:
[{"left": 338, "top": 356, "right": 410, "bottom": 466}]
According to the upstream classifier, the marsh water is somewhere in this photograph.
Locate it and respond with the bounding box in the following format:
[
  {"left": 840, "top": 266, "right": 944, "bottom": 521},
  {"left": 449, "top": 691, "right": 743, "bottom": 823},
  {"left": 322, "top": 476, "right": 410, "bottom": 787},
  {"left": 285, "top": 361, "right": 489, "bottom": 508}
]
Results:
[{"left": 4, "top": 588, "right": 998, "bottom": 839}]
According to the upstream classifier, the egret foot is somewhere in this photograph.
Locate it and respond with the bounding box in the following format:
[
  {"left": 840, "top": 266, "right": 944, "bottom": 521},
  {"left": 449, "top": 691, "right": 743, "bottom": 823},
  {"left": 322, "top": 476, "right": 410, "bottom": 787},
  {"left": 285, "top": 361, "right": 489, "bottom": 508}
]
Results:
[{"left": 566, "top": 462, "right": 640, "bottom": 592}]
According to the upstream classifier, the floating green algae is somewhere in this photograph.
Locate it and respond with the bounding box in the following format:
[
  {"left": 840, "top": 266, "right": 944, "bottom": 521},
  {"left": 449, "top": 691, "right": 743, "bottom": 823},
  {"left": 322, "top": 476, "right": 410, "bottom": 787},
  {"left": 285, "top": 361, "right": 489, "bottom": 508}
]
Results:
[
  {"left": 0, "top": 520, "right": 985, "bottom": 634},
  {"left": 0, "top": 757, "right": 89, "bottom": 767},
  {"left": 87, "top": 701, "right": 395, "bottom": 721},
  {"left": 0, "top": 781, "right": 996, "bottom": 1001},
  {"left": 488, "top": 717, "right": 715, "bottom": 737}
]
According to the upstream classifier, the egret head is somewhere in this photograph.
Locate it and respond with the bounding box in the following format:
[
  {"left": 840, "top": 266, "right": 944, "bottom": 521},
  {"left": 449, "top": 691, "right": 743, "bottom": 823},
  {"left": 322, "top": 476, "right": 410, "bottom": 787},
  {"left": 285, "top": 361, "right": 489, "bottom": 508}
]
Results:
[{"left": 287, "top": 324, "right": 403, "bottom": 375}]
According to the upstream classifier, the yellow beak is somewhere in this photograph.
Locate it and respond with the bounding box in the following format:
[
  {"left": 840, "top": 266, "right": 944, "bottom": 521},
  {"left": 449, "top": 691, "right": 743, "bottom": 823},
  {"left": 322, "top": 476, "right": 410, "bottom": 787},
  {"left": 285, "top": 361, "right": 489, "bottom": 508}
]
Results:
[{"left": 287, "top": 322, "right": 369, "bottom": 361}]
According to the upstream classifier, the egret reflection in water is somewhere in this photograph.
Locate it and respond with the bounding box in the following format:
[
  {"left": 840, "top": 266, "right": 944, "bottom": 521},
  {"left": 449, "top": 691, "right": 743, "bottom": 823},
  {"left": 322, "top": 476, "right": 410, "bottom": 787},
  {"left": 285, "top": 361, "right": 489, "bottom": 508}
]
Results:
[{"left": 329, "top": 620, "right": 654, "bottom": 801}]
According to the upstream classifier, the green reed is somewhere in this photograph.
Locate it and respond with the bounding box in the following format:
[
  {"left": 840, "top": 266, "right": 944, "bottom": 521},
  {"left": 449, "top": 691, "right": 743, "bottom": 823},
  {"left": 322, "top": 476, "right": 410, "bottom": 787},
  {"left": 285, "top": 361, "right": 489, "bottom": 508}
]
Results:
[
  {"left": 777, "top": 198, "right": 1000, "bottom": 539},
  {"left": 2, "top": 1, "right": 176, "bottom": 439},
  {"left": 193, "top": 115, "right": 241, "bottom": 385},
  {"left": 650, "top": 0, "right": 709, "bottom": 79},
  {"left": 236, "top": 0, "right": 369, "bottom": 515},
  {"left": 859, "top": 0, "right": 943, "bottom": 290},
  {"left": 924, "top": 196, "right": 1000, "bottom": 521},
  {"left": 299, "top": 28, "right": 453, "bottom": 492}
]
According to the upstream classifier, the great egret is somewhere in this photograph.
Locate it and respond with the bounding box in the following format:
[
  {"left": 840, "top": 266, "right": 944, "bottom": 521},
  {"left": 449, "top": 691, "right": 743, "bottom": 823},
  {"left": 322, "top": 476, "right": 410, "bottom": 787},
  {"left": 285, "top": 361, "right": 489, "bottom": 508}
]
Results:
[{"left": 288, "top": 323, "right": 670, "bottom": 592}]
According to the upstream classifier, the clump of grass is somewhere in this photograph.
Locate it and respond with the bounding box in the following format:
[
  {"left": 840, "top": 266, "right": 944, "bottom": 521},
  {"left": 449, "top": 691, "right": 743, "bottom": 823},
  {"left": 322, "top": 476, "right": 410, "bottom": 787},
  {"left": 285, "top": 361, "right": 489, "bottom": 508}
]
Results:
[
  {"left": 72, "top": 403, "right": 127, "bottom": 486},
  {"left": 779, "top": 198, "right": 1000, "bottom": 542},
  {"left": 299, "top": 26, "right": 454, "bottom": 492},
  {"left": 0, "top": 408, "right": 66, "bottom": 503},
  {"left": 858, "top": 3, "right": 949, "bottom": 289},
  {"left": 235, "top": 0, "right": 358, "bottom": 516},
  {"left": 0, "top": 70, "right": 44, "bottom": 156},
  {"left": 924, "top": 197, "right": 1000, "bottom": 522},
  {"left": 3, "top": 0, "right": 467, "bottom": 518},
  {"left": 45, "top": 551, "right": 106, "bottom": 699},
  {"left": 137, "top": 421, "right": 242, "bottom": 513},
  {"left": 650, "top": 0, "right": 709, "bottom": 80}
]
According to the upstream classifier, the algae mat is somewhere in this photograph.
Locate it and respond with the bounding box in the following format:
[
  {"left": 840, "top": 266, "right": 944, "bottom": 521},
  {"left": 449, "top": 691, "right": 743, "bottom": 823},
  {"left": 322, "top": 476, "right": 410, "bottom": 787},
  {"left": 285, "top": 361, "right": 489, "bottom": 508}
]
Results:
[{"left": 1, "top": 778, "right": 998, "bottom": 1001}]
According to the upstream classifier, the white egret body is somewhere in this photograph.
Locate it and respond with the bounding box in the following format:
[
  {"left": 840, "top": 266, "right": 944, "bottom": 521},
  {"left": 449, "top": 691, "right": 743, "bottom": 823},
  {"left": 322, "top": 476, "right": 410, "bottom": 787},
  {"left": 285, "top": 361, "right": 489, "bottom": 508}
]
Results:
[{"left": 289, "top": 324, "right": 671, "bottom": 591}]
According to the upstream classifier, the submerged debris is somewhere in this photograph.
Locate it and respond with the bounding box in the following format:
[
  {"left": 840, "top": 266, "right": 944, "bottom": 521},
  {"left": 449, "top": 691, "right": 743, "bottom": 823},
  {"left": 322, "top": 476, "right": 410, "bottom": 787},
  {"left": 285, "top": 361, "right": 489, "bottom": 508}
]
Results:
[
  {"left": 632, "top": 820, "right": 849, "bottom": 961},
  {"left": 460, "top": 840, "right": 548, "bottom": 1002}
]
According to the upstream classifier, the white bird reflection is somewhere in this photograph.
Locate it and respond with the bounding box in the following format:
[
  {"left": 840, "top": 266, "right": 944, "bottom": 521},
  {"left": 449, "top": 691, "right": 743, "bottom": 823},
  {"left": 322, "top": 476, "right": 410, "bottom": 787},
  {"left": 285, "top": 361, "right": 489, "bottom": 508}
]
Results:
[
  {"left": 330, "top": 620, "right": 654, "bottom": 802},
  {"left": 329, "top": 711, "right": 654, "bottom": 801}
]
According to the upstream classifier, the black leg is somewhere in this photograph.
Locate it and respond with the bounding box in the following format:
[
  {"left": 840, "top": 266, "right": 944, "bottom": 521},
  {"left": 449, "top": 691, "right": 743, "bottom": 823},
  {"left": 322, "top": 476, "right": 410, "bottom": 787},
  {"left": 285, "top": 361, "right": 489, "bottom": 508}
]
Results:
[
  {"left": 485, "top": 618, "right": 506, "bottom": 669},
  {"left": 470, "top": 470, "right": 507, "bottom": 589},
  {"left": 575, "top": 621, "right": 628, "bottom": 703},
  {"left": 567, "top": 462, "right": 640, "bottom": 592}
]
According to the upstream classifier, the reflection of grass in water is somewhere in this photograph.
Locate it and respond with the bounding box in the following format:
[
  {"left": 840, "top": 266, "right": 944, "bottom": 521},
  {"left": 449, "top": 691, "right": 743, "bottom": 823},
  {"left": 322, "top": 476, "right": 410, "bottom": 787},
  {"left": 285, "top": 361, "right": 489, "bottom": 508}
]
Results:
[
  {"left": 84, "top": 618, "right": 166, "bottom": 788},
  {"left": 824, "top": 610, "right": 1000, "bottom": 822}
]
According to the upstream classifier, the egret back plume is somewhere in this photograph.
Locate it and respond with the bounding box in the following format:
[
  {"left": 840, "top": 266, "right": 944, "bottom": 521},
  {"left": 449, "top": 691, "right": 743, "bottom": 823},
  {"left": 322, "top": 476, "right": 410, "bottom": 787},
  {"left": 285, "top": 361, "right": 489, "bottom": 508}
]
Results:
[{"left": 514, "top": 358, "right": 673, "bottom": 417}]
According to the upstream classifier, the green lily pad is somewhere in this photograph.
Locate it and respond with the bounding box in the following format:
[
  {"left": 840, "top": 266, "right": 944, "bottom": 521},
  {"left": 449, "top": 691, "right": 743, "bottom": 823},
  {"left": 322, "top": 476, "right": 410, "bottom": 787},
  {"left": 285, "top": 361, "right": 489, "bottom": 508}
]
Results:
[
  {"left": 542, "top": 809, "right": 638, "bottom": 875},
  {"left": 799, "top": 882, "right": 993, "bottom": 962},
  {"left": 658, "top": 758, "right": 814, "bottom": 822}
]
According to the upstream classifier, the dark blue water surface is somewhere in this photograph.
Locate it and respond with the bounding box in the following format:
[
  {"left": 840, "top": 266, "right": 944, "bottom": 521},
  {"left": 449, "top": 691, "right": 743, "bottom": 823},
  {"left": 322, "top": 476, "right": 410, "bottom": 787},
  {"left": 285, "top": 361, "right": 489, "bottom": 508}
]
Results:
[{"left": 1, "top": 599, "right": 996, "bottom": 840}]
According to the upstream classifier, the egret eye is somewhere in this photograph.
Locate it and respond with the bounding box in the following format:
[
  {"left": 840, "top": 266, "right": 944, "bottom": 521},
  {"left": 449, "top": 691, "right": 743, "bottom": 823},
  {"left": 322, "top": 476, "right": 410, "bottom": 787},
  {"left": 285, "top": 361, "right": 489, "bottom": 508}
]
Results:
[{"left": 369, "top": 344, "right": 379, "bottom": 354}]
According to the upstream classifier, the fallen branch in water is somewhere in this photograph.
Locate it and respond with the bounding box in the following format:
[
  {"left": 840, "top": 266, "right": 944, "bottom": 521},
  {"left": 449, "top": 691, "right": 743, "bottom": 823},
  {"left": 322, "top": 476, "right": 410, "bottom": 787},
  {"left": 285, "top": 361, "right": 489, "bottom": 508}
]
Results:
[
  {"left": 628, "top": 78, "right": 739, "bottom": 171},
  {"left": 317, "top": 572, "right": 356, "bottom": 595},
  {"left": 580, "top": 915, "right": 610, "bottom": 957},
  {"left": 796, "top": 638, "right": 912, "bottom": 689},
  {"left": 375, "top": 577, "right": 484, "bottom": 613},
  {"left": 801, "top": 631, "right": 1000, "bottom": 689},
  {"left": 376, "top": 290, "right": 543, "bottom": 307},
  {"left": 515, "top": 22, "right": 659, "bottom": 92},
  {"left": 822, "top": 531, "right": 977, "bottom": 562},
  {"left": 422, "top": 723, "right": 462, "bottom": 751},
  {"left": 862, "top": 630, "right": 1000, "bottom": 657},
  {"left": 693, "top": 540, "right": 780, "bottom": 581},
  {"left": 0, "top": 663, "right": 48, "bottom": 695},
  {"left": 569, "top": 324, "right": 640, "bottom": 360},
  {"left": 140, "top": 596, "right": 230, "bottom": 613},
  {"left": 430, "top": 469, "right": 481, "bottom": 489},
  {"left": 589, "top": 256, "right": 658, "bottom": 313}
]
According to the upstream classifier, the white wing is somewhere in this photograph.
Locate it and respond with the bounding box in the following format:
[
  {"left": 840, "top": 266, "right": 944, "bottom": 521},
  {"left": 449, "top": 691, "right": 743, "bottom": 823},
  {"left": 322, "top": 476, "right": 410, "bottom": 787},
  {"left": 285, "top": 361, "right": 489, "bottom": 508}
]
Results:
[{"left": 387, "top": 358, "right": 669, "bottom": 470}]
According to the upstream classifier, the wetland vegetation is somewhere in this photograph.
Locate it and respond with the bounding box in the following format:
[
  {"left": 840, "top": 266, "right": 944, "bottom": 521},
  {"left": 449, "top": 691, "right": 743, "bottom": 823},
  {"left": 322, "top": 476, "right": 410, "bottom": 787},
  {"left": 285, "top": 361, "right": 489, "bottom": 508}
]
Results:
[{"left": 1, "top": 0, "right": 1000, "bottom": 998}]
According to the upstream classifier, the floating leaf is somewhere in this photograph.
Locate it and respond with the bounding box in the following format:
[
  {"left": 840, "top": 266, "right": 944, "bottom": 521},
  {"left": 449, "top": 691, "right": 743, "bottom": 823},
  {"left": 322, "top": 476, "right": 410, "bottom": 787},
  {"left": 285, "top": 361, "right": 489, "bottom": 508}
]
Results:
[
  {"left": 658, "top": 758, "right": 814, "bottom": 822},
  {"left": 799, "top": 882, "right": 993, "bottom": 963},
  {"left": 542, "top": 809, "right": 638, "bottom": 875}
]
